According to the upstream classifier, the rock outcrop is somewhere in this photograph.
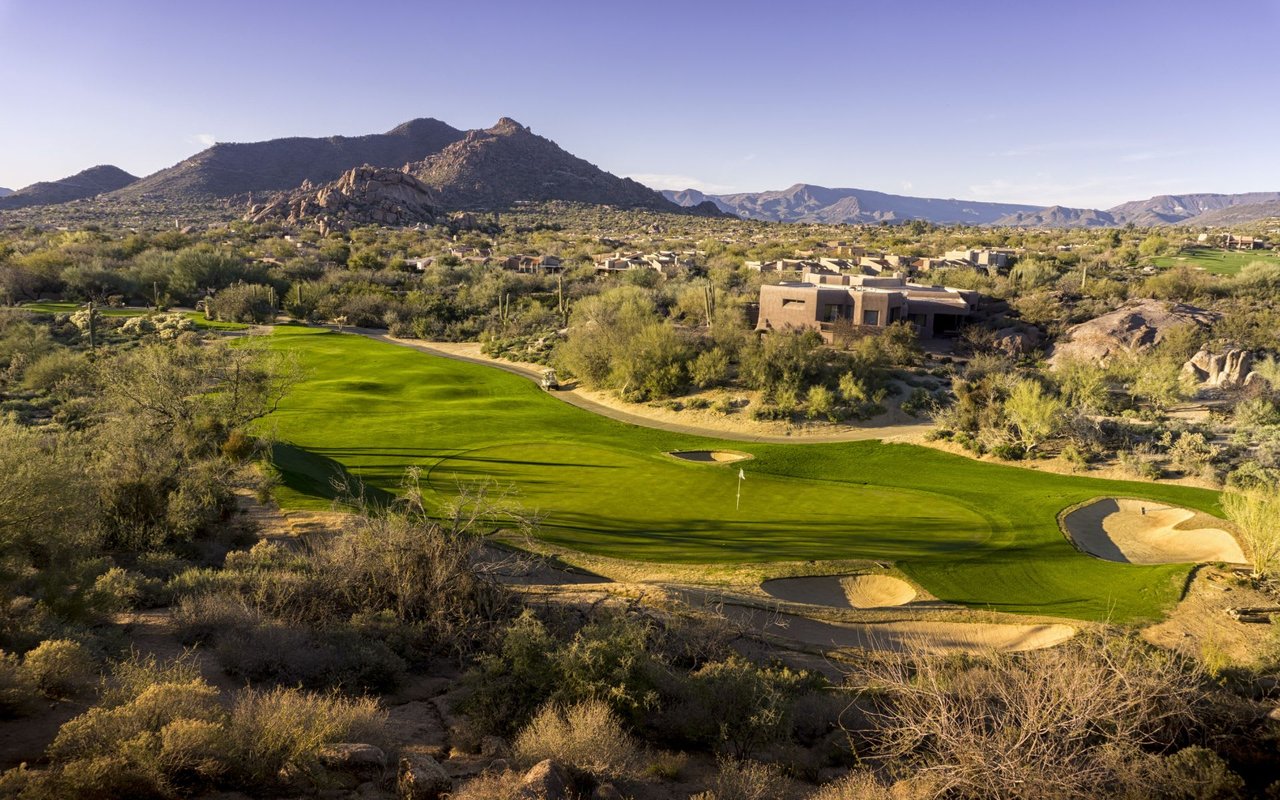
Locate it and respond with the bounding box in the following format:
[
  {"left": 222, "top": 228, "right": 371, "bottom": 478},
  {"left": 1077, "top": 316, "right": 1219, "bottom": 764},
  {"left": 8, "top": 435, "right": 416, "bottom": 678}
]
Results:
[
  {"left": 247, "top": 165, "right": 438, "bottom": 232},
  {"left": 1181, "top": 348, "right": 1256, "bottom": 389},
  {"left": 1047, "top": 300, "right": 1218, "bottom": 367}
]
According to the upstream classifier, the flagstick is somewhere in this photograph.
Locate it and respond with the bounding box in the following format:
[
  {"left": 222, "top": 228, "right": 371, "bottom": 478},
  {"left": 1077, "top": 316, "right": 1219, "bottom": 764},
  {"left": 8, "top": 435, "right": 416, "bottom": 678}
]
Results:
[{"left": 736, "top": 468, "right": 744, "bottom": 511}]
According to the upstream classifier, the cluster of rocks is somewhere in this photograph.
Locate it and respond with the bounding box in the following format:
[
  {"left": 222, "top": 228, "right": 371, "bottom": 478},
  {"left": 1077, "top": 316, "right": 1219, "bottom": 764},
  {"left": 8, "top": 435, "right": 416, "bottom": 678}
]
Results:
[
  {"left": 1182, "top": 347, "right": 1259, "bottom": 390},
  {"left": 1047, "top": 299, "right": 1219, "bottom": 367},
  {"left": 246, "top": 165, "right": 439, "bottom": 233}
]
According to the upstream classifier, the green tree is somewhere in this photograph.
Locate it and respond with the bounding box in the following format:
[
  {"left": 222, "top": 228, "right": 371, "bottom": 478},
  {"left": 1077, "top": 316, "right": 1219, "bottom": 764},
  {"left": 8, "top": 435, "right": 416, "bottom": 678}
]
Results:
[
  {"left": 805, "top": 385, "right": 836, "bottom": 421},
  {"left": 1003, "top": 379, "right": 1066, "bottom": 454}
]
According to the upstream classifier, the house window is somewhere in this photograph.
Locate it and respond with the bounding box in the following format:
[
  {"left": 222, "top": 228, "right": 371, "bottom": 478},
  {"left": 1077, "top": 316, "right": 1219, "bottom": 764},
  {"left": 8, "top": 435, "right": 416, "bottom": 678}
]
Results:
[
  {"left": 862, "top": 309, "right": 880, "bottom": 326},
  {"left": 782, "top": 299, "right": 806, "bottom": 307},
  {"left": 823, "top": 304, "right": 846, "bottom": 322}
]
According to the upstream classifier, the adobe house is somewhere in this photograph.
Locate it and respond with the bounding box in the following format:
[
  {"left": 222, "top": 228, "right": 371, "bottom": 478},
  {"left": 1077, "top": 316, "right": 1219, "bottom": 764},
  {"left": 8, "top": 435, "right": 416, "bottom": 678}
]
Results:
[{"left": 756, "top": 271, "right": 976, "bottom": 341}]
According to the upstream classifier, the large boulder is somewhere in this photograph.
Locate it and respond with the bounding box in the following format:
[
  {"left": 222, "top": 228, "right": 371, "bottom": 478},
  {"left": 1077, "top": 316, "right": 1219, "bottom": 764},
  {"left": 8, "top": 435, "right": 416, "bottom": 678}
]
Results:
[
  {"left": 1182, "top": 348, "right": 1255, "bottom": 389},
  {"left": 316, "top": 742, "right": 387, "bottom": 784},
  {"left": 991, "top": 325, "right": 1042, "bottom": 356},
  {"left": 517, "top": 759, "right": 572, "bottom": 800},
  {"left": 397, "top": 753, "right": 451, "bottom": 800},
  {"left": 1047, "top": 300, "right": 1218, "bottom": 368}
]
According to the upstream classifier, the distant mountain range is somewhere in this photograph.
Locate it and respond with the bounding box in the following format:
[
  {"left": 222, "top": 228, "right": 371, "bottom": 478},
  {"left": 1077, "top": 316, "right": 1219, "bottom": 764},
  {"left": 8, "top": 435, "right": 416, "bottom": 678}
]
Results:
[
  {"left": 0, "top": 187, "right": 12, "bottom": 198},
  {"left": 0, "top": 165, "right": 139, "bottom": 210},
  {"left": 0, "top": 117, "right": 707, "bottom": 220},
  {"left": 663, "top": 185, "right": 1280, "bottom": 228},
  {"left": 2, "top": 118, "right": 1276, "bottom": 227},
  {"left": 666, "top": 184, "right": 1043, "bottom": 225}
]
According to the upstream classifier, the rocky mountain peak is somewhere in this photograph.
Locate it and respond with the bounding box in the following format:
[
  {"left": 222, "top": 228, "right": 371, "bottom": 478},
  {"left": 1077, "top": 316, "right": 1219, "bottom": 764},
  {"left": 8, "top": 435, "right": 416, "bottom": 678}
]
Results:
[{"left": 489, "top": 117, "right": 529, "bottom": 135}]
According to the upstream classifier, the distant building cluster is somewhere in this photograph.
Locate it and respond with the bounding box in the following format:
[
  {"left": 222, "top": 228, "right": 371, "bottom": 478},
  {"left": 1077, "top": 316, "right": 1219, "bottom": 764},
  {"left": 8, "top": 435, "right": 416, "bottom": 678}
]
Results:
[
  {"left": 1197, "top": 233, "right": 1266, "bottom": 250},
  {"left": 592, "top": 250, "right": 694, "bottom": 279},
  {"left": 748, "top": 242, "right": 1017, "bottom": 277}
]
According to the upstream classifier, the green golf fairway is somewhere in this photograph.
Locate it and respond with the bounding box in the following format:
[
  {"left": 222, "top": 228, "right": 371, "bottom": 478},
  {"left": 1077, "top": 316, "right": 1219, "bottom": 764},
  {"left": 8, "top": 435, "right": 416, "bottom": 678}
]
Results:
[
  {"left": 428, "top": 442, "right": 992, "bottom": 561},
  {"left": 1152, "top": 247, "right": 1280, "bottom": 276},
  {"left": 263, "top": 326, "right": 1227, "bottom": 623}
]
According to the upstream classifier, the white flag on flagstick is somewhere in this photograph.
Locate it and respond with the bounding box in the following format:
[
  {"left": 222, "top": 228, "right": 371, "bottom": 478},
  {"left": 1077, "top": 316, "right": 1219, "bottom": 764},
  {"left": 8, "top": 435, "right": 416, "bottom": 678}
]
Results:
[
  {"left": 738, "top": 468, "right": 746, "bottom": 481},
  {"left": 736, "top": 468, "right": 745, "bottom": 510}
]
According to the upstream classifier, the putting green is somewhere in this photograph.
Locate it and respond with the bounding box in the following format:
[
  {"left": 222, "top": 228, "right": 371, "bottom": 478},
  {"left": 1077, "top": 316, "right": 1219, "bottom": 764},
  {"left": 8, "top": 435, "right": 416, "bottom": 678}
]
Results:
[
  {"left": 261, "top": 327, "right": 1226, "bottom": 623},
  {"left": 428, "top": 442, "right": 992, "bottom": 562}
]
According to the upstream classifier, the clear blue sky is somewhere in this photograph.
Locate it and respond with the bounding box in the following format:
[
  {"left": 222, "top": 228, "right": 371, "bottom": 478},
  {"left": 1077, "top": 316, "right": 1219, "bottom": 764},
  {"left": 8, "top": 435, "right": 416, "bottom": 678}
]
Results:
[{"left": 2, "top": 0, "right": 1277, "bottom": 208}]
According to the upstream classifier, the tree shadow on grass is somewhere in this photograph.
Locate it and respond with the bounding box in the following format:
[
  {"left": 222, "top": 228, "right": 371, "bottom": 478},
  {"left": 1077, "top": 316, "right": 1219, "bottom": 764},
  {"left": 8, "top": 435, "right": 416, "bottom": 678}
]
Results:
[{"left": 270, "top": 442, "right": 394, "bottom": 509}]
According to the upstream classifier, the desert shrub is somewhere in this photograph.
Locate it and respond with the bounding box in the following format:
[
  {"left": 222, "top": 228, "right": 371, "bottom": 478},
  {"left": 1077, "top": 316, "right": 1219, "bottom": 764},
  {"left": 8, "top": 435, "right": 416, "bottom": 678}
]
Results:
[
  {"left": 1222, "top": 487, "right": 1280, "bottom": 578},
  {"left": 206, "top": 283, "right": 277, "bottom": 324},
  {"left": 49, "top": 679, "right": 224, "bottom": 760},
  {"left": 695, "top": 757, "right": 788, "bottom": 800},
  {"left": 739, "top": 328, "right": 825, "bottom": 396},
  {"left": 0, "top": 651, "right": 38, "bottom": 717},
  {"left": 750, "top": 404, "right": 790, "bottom": 421},
  {"left": 87, "top": 567, "right": 162, "bottom": 613},
  {"left": 465, "top": 611, "right": 671, "bottom": 738},
  {"left": 170, "top": 508, "right": 508, "bottom": 690},
  {"left": 20, "top": 652, "right": 387, "bottom": 797},
  {"left": 22, "top": 639, "right": 94, "bottom": 699},
  {"left": 691, "top": 347, "right": 731, "bottom": 389},
  {"left": 674, "top": 655, "right": 821, "bottom": 757},
  {"left": 44, "top": 678, "right": 226, "bottom": 797},
  {"left": 224, "top": 686, "right": 387, "bottom": 787},
  {"left": 103, "top": 652, "right": 204, "bottom": 707},
  {"left": 1104, "top": 745, "right": 1247, "bottom": 800},
  {"left": 462, "top": 611, "right": 561, "bottom": 736},
  {"left": 514, "top": 699, "right": 640, "bottom": 779},
  {"left": 173, "top": 592, "right": 261, "bottom": 645},
  {"left": 805, "top": 385, "right": 836, "bottom": 421},
  {"left": 1166, "top": 431, "right": 1217, "bottom": 476},
  {"left": 551, "top": 616, "right": 664, "bottom": 726},
  {"left": 20, "top": 348, "right": 92, "bottom": 395},
  {"left": 851, "top": 636, "right": 1214, "bottom": 799},
  {"left": 644, "top": 750, "right": 687, "bottom": 780},
  {"left": 807, "top": 770, "right": 939, "bottom": 800},
  {"left": 220, "top": 429, "right": 256, "bottom": 461},
  {"left": 449, "top": 768, "right": 526, "bottom": 800},
  {"left": 216, "top": 623, "right": 406, "bottom": 693},
  {"left": 305, "top": 511, "right": 509, "bottom": 652}
]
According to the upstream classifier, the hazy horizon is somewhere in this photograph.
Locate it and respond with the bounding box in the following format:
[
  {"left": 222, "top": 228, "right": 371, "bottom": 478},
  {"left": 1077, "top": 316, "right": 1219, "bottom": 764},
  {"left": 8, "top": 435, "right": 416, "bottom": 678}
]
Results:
[{"left": 2, "top": 0, "right": 1278, "bottom": 208}]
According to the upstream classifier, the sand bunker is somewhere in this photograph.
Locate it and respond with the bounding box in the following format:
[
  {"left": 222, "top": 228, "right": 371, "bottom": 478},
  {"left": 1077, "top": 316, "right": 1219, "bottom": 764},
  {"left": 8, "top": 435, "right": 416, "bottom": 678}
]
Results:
[
  {"left": 841, "top": 574, "right": 917, "bottom": 607},
  {"left": 668, "top": 450, "right": 752, "bottom": 464},
  {"left": 678, "top": 589, "right": 1075, "bottom": 653},
  {"left": 1062, "top": 498, "right": 1247, "bottom": 565},
  {"left": 762, "top": 574, "right": 917, "bottom": 609}
]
